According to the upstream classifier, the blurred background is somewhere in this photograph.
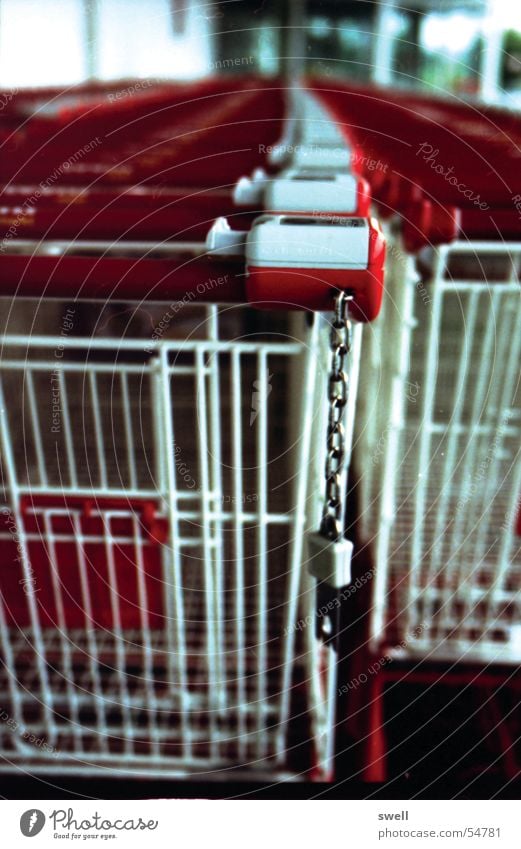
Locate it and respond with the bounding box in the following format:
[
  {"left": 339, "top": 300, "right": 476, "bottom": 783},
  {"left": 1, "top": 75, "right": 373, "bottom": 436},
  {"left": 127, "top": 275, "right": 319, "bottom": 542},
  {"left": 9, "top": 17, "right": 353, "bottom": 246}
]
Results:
[{"left": 0, "top": 0, "right": 520, "bottom": 105}]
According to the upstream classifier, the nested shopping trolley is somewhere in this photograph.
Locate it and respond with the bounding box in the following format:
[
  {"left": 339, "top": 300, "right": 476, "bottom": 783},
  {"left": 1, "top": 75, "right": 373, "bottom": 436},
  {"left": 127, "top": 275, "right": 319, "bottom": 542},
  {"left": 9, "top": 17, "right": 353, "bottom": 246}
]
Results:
[
  {"left": 0, "top": 281, "right": 378, "bottom": 779},
  {"left": 309, "top": 77, "right": 521, "bottom": 781},
  {"left": 0, "top": 159, "right": 385, "bottom": 779},
  {"left": 352, "top": 227, "right": 521, "bottom": 781},
  {"left": 0, "top": 296, "right": 329, "bottom": 778},
  {"left": 311, "top": 77, "right": 521, "bottom": 662},
  {"left": 357, "top": 227, "right": 521, "bottom": 661}
]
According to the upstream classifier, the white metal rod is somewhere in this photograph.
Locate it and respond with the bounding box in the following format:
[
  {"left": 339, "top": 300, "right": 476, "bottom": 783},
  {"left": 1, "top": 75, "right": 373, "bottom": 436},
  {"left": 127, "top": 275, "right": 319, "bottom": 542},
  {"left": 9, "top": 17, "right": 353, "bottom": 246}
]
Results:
[
  {"left": 0, "top": 589, "right": 28, "bottom": 752},
  {"left": 449, "top": 241, "right": 521, "bottom": 253},
  {"left": 207, "top": 307, "right": 227, "bottom": 713},
  {"left": 490, "top": 449, "right": 521, "bottom": 609},
  {"left": 0, "top": 360, "right": 203, "bottom": 376},
  {"left": 151, "top": 356, "right": 167, "bottom": 497},
  {"left": 0, "top": 755, "right": 296, "bottom": 776},
  {"left": 446, "top": 287, "right": 502, "bottom": 579},
  {"left": 466, "top": 297, "right": 521, "bottom": 616},
  {"left": 42, "top": 513, "right": 82, "bottom": 750},
  {"left": 25, "top": 370, "right": 48, "bottom": 487},
  {"left": 323, "top": 646, "right": 338, "bottom": 778},
  {"left": 0, "top": 335, "right": 302, "bottom": 355},
  {"left": 371, "top": 0, "right": 397, "bottom": 85},
  {"left": 426, "top": 422, "right": 520, "bottom": 436},
  {"left": 14, "top": 494, "right": 293, "bottom": 525},
  {"left": 343, "top": 322, "right": 363, "bottom": 481},
  {"left": 58, "top": 369, "right": 78, "bottom": 490},
  {"left": 132, "top": 514, "right": 160, "bottom": 757},
  {"left": 371, "top": 247, "right": 417, "bottom": 647},
  {"left": 120, "top": 372, "right": 138, "bottom": 491},
  {"left": 276, "top": 317, "right": 319, "bottom": 762},
  {"left": 255, "top": 349, "right": 268, "bottom": 761},
  {"left": 102, "top": 518, "right": 134, "bottom": 754},
  {"left": 231, "top": 348, "right": 247, "bottom": 760},
  {"left": 480, "top": 18, "right": 504, "bottom": 103},
  {"left": 408, "top": 248, "right": 446, "bottom": 628},
  {"left": 424, "top": 289, "right": 480, "bottom": 625},
  {"left": 0, "top": 378, "right": 57, "bottom": 745},
  {"left": 2, "top": 239, "right": 208, "bottom": 256},
  {"left": 89, "top": 371, "right": 108, "bottom": 489},
  {"left": 159, "top": 347, "right": 191, "bottom": 757},
  {"left": 72, "top": 512, "right": 109, "bottom": 751},
  {"left": 195, "top": 346, "right": 219, "bottom": 759},
  {"left": 439, "top": 281, "right": 521, "bottom": 293}
]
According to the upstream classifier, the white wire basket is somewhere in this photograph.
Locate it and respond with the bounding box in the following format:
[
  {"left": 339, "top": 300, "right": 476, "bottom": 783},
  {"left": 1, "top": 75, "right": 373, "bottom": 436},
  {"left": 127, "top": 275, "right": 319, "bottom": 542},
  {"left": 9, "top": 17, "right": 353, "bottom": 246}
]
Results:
[
  {"left": 359, "top": 237, "right": 521, "bottom": 663},
  {"left": 0, "top": 301, "right": 347, "bottom": 779}
]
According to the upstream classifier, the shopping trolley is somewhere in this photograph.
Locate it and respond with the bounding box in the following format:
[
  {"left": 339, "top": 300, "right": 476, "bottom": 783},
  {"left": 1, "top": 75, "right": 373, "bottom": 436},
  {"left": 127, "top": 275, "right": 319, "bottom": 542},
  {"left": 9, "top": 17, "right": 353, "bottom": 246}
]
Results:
[
  {"left": 368, "top": 233, "right": 521, "bottom": 664},
  {"left": 0, "top": 298, "right": 331, "bottom": 779},
  {"left": 1, "top": 80, "right": 285, "bottom": 189},
  {"left": 312, "top": 78, "right": 521, "bottom": 661},
  {"left": 353, "top": 229, "right": 521, "bottom": 781},
  {"left": 0, "top": 89, "right": 386, "bottom": 779},
  {"left": 311, "top": 77, "right": 521, "bottom": 781}
]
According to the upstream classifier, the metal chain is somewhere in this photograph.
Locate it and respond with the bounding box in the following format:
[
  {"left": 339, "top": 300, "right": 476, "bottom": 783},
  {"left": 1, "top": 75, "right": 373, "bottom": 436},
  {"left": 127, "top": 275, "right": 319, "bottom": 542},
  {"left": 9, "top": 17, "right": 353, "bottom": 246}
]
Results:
[{"left": 320, "top": 291, "right": 353, "bottom": 542}]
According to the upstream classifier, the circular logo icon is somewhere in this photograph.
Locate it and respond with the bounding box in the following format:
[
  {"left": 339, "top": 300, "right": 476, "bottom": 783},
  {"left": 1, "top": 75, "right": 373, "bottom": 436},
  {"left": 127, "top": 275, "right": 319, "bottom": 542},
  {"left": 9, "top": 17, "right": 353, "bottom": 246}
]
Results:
[{"left": 20, "top": 810, "right": 46, "bottom": 837}]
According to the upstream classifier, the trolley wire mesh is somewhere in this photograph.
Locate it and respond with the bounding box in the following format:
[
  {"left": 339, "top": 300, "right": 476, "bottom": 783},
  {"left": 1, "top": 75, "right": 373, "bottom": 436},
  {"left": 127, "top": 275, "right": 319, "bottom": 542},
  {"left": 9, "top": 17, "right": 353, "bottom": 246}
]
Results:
[
  {"left": 0, "top": 303, "right": 331, "bottom": 776},
  {"left": 362, "top": 240, "right": 521, "bottom": 663}
]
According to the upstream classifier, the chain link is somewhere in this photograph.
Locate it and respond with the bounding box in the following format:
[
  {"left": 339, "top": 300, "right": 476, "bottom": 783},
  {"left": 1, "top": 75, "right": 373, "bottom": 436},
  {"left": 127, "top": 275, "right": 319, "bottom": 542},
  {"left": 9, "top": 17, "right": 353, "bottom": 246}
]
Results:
[{"left": 320, "top": 291, "right": 353, "bottom": 541}]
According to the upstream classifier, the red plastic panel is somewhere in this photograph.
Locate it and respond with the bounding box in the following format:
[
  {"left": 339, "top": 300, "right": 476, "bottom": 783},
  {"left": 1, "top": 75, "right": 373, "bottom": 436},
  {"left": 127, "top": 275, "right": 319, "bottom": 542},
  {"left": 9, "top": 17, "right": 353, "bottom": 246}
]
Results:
[
  {"left": 0, "top": 254, "right": 245, "bottom": 302},
  {"left": 0, "top": 496, "right": 168, "bottom": 630}
]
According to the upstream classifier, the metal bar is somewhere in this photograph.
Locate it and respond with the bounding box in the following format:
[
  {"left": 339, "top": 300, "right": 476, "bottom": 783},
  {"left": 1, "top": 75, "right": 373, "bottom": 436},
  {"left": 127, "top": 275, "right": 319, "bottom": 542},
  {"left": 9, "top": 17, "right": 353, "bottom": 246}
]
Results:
[
  {"left": 300, "top": 312, "right": 332, "bottom": 769},
  {"left": 207, "top": 307, "right": 226, "bottom": 713},
  {"left": 102, "top": 515, "right": 134, "bottom": 754},
  {"left": 195, "top": 346, "right": 219, "bottom": 759},
  {"left": 407, "top": 248, "right": 446, "bottom": 631},
  {"left": 276, "top": 316, "right": 320, "bottom": 762},
  {"left": 159, "top": 347, "right": 191, "bottom": 757},
  {"left": 0, "top": 378, "right": 57, "bottom": 745},
  {"left": 423, "top": 289, "right": 480, "bottom": 628},
  {"left": 0, "top": 587, "right": 28, "bottom": 753},
  {"left": 13, "top": 495, "right": 293, "bottom": 526},
  {"left": 42, "top": 512, "right": 82, "bottom": 751},
  {"left": 25, "top": 370, "right": 48, "bottom": 487},
  {"left": 0, "top": 336, "right": 302, "bottom": 355},
  {"left": 84, "top": 0, "right": 99, "bottom": 80},
  {"left": 0, "top": 759, "right": 298, "bottom": 779},
  {"left": 466, "top": 295, "right": 521, "bottom": 618},
  {"left": 489, "top": 451, "right": 521, "bottom": 613},
  {"left": 447, "top": 240, "right": 521, "bottom": 253},
  {"left": 445, "top": 287, "right": 503, "bottom": 589},
  {"left": 255, "top": 349, "right": 268, "bottom": 761},
  {"left": 231, "top": 348, "right": 247, "bottom": 760},
  {"left": 0, "top": 361, "right": 203, "bottom": 376},
  {"left": 71, "top": 513, "right": 109, "bottom": 753},
  {"left": 370, "top": 247, "right": 418, "bottom": 648},
  {"left": 439, "top": 281, "right": 521, "bottom": 293},
  {"left": 120, "top": 372, "right": 138, "bottom": 491},
  {"left": 371, "top": 0, "right": 397, "bottom": 86},
  {"left": 57, "top": 369, "right": 78, "bottom": 489},
  {"left": 89, "top": 371, "right": 108, "bottom": 489},
  {"left": 343, "top": 322, "right": 363, "bottom": 483},
  {"left": 480, "top": 15, "right": 504, "bottom": 103},
  {"left": 0, "top": 239, "right": 208, "bottom": 257},
  {"left": 132, "top": 514, "right": 160, "bottom": 757},
  {"left": 425, "top": 422, "right": 520, "bottom": 436}
]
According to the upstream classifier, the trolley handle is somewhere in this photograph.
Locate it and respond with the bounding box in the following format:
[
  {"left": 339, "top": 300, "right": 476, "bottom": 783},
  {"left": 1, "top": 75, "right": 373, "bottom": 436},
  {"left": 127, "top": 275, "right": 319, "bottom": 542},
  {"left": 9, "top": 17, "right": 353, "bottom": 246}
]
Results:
[{"left": 0, "top": 211, "right": 386, "bottom": 315}]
